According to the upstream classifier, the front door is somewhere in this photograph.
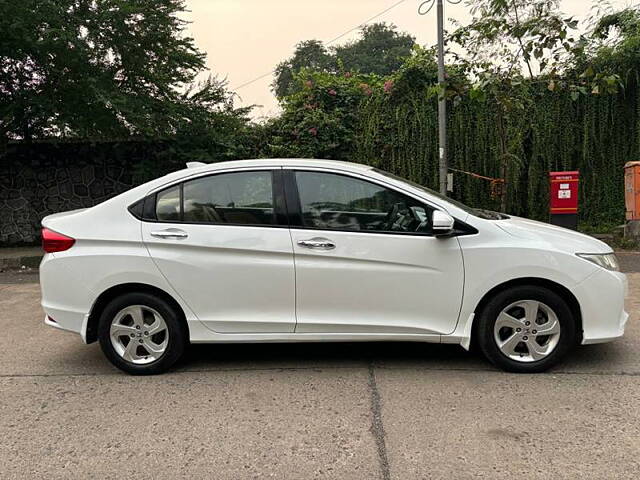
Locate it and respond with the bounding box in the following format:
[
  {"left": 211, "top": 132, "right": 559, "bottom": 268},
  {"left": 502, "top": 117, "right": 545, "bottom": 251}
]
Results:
[
  {"left": 141, "top": 169, "right": 296, "bottom": 333},
  {"left": 287, "top": 169, "right": 464, "bottom": 335}
]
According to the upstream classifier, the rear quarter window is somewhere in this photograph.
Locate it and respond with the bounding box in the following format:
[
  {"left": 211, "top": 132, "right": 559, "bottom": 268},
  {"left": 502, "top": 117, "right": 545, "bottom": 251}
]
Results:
[{"left": 156, "top": 186, "right": 181, "bottom": 221}]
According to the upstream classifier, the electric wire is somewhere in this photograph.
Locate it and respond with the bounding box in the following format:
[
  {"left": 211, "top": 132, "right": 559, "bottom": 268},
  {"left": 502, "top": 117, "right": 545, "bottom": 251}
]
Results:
[{"left": 232, "top": 0, "right": 410, "bottom": 91}]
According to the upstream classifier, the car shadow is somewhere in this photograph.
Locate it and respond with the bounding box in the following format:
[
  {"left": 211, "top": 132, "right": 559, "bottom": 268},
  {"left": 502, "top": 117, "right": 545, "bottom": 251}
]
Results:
[
  {"left": 178, "top": 341, "right": 491, "bottom": 372},
  {"left": 47, "top": 336, "right": 629, "bottom": 375},
  {"left": 175, "top": 340, "right": 631, "bottom": 374}
]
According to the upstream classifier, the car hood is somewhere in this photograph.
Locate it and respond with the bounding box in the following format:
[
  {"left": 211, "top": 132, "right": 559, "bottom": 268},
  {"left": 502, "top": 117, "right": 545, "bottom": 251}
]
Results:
[{"left": 495, "top": 215, "right": 612, "bottom": 254}]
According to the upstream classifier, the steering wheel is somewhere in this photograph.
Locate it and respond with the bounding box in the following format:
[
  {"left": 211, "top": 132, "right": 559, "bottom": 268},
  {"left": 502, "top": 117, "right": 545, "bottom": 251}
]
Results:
[{"left": 383, "top": 203, "right": 402, "bottom": 231}]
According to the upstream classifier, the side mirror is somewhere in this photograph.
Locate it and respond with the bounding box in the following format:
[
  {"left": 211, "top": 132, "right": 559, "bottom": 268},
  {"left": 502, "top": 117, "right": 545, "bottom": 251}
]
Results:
[{"left": 432, "top": 210, "right": 455, "bottom": 236}]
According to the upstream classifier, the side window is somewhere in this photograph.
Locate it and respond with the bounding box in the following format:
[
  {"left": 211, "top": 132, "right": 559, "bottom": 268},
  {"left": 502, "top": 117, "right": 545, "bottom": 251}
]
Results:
[
  {"left": 156, "top": 185, "right": 181, "bottom": 221},
  {"left": 155, "top": 171, "right": 276, "bottom": 226},
  {"left": 294, "top": 171, "right": 433, "bottom": 234}
]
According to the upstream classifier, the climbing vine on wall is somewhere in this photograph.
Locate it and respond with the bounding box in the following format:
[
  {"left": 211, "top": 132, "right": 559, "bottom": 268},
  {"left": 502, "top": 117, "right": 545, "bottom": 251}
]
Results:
[
  {"left": 263, "top": 49, "right": 638, "bottom": 227},
  {"left": 357, "top": 83, "right": 638, "bottom": 225}
]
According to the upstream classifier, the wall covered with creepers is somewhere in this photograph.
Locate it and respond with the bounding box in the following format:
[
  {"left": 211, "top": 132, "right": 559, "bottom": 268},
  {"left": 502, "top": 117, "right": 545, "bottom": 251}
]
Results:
[{"left": 355, "top": 84, "right": 639, "bottom": 226}]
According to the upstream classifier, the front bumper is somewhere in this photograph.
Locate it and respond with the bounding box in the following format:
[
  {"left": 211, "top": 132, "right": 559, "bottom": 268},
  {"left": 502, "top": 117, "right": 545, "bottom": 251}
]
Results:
[{"left": 575, "top": 268, "right": 628, "bottom": 345}]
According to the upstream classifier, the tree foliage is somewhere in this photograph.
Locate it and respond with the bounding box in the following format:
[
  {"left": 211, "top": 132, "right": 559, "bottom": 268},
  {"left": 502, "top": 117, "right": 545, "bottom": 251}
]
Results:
[
  {"left": 333, "top": 23, "right": 416, "bottom": 76},
  {"left": 0, "top": 0, "right": 244, "bottom": 142},
  {"left": 587, "top": 7, "right": 640, "bottom": 84},
  {"left": 272, "top": 23, "right": 415, "bottom": 99},
  {"left": 273, "top": 40, "right": 334, "bottom": 99}
]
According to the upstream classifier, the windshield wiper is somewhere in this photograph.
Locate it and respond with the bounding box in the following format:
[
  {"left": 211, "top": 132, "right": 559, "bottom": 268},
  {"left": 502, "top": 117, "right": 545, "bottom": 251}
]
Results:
[{"left": 474, "top": 209, "right": 507, "bottom": 220}]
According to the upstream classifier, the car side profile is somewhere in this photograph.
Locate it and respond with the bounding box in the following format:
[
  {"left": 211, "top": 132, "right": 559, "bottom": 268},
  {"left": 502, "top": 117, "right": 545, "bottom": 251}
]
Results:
[{"left": 40, "top": 159, "right": 628, "bottom": 374}]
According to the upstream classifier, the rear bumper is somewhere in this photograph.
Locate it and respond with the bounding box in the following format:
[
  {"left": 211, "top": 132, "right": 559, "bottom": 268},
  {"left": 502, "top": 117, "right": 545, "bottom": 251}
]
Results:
[
  {"left": 40, "top": 252, "right": 91, "bottom": 342},
  {"left": 576, "top": 268, "right": 628, "bottom": 345},
  {"left": 42, "top": 309, "right": 88, "bottom": 341}
]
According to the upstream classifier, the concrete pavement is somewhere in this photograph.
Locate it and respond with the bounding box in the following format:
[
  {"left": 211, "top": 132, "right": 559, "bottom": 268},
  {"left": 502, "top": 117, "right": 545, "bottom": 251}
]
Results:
[{"left": 1, "top": 271, "right": 639, "bottom": 479}]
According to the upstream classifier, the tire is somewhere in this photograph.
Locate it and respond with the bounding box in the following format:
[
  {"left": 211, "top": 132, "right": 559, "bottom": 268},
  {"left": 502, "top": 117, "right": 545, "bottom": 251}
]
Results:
[
  {"left": 98, "top": 292, "right": 187, "bottom": 375},
  {"left": 477, "top": 285, "right": 577, "bottom": 373}
]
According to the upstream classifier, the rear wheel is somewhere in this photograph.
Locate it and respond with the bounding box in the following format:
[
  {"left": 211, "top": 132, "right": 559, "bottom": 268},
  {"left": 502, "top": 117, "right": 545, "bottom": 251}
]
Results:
[
  {"left": 477, "top": 286, "right": 577, "bottom": 373},
  {"left": 98, "top": 292, "right": 187, "bottom": 375}
]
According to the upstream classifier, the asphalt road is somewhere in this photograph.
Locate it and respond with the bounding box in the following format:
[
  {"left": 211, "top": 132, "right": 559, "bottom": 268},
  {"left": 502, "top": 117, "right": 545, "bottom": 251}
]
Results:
[{"left": 1, "top": 257, "right": 639, "bottom": 479}]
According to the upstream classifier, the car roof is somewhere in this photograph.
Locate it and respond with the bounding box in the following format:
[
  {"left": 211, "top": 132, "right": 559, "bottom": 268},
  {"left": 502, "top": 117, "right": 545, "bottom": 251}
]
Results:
[
  {"left": 142, "top": 159, "right": 376, "bottom": 196},
  {"left": 182, "top": 158, "right": 375, "bottom": 174}
]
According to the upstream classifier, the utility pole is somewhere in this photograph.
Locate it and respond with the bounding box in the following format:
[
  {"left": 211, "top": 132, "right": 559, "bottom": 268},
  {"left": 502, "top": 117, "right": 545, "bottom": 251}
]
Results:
[
  {"left": 436, "top": 0, "right": 447, "bottom": 195},
  {"left": 419, "top": 0, "right": 450, "bottom": 195}
]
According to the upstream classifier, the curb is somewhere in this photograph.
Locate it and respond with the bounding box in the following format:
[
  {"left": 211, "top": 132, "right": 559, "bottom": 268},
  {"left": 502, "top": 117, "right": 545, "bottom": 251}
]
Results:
[{"left": 0, "top": 255, "right": 43, "bottom": 271}]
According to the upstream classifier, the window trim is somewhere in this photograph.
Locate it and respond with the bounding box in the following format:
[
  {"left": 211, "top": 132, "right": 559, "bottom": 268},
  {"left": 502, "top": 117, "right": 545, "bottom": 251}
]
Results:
[
  {"left": 127, "top": 198, "right": 145, "bottom": 220},
  {"left": 282, "top": 169, "right": 303, "bottom": 227},
  {"left": 129, "top": 169, "right": 289, "bottom": 228},
  {"left": 179, "top": 183, "right": 185, "bottom": 220},
  {"left": 286, "top": 168, "right": 476, "bottom": 237},
  {"left": 142, "top": 193, "right": 156, "bottom": 220},
  {"left": 272, "top": 169, "right": 289, "bottom": 226},
  {"left": 127, "top": 165, "right": 476, "bottom": 236}
]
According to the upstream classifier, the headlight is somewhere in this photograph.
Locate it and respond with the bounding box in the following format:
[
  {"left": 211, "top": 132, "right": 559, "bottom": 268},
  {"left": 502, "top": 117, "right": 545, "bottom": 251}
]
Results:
[{"left": 576, "top": 253, "right": 620, "bottom": 271}]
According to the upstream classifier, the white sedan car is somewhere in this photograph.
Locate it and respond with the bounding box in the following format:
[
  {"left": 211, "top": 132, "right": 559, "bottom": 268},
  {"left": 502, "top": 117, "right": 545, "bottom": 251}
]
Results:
[{"left": 40, "top": 159, "right": 628, "bottom": 374}]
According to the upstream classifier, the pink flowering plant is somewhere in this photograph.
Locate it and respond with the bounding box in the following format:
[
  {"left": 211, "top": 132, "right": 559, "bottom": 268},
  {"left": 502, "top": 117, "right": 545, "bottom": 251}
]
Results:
[{"left": 265, "top": 68, "right": 383, "bottom": 159}]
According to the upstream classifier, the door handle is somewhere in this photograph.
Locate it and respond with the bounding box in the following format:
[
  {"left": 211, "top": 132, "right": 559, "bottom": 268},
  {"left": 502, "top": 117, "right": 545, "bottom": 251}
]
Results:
[
  {"left": 150, "top": 228, "right": 188, "bottom": 239},
  {"left": 297, "top": 237, "right": 336, "bottom": 250}
]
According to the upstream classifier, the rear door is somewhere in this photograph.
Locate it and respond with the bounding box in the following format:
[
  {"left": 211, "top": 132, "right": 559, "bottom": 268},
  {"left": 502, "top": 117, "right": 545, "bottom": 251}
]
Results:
[
  {"left": 141, "top": 168, "right": 296, "bottom": 333},
  {"left": 286, "top": 169, "right": 465, "bottom": 335}
]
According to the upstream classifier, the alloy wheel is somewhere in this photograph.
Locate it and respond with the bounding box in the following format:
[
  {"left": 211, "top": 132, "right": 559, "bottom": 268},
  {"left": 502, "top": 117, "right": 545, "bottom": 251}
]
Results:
[
  {"left": 109, "top": 305, "right": 169, "bottom": 365},
  {"left": 493, "top": 300, "right": 561, "bottom": 363}
]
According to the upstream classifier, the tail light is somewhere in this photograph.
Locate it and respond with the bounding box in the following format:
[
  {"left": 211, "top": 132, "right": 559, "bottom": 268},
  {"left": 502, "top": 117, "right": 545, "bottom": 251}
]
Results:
[{"left": 41, "top": 228, "right": 75, "bottom": 253}]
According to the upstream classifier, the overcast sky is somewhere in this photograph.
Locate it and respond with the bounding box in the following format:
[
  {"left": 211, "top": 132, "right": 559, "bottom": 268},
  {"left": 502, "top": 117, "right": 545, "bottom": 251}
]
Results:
[{"left": 183, "top": 0, "right": 635, "bottom": 118}]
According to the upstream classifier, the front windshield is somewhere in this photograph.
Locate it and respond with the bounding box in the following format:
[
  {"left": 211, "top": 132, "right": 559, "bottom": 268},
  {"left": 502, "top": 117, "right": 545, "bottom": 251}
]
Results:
[{"left": 373, "top": 168, "right": 505, "bottom": 220}]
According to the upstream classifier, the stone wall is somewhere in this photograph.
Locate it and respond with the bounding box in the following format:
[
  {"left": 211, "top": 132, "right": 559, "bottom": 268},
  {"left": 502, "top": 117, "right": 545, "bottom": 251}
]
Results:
[{"left": 0, "top": 140, "right": 180, "bottom": 245}]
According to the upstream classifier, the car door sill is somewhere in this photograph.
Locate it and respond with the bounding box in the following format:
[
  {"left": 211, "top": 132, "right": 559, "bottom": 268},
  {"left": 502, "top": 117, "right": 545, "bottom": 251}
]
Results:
[{"left": 189, "top": 331, "right": 443, "bottom": 344}]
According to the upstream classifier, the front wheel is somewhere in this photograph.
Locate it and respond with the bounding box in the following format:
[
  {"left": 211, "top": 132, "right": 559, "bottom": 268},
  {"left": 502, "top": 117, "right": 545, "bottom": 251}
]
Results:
[
  {"left": 477, "top": 286, "right": 578, "bottom": 373},
  {"left": 98, "top": 292, "right": 187, "bottom": 375}
]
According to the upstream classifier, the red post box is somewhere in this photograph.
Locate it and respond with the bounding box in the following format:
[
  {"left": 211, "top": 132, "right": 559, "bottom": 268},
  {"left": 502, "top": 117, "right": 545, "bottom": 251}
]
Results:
[{"left": 549, "top": 171, "right": 579, "bottom": 230}]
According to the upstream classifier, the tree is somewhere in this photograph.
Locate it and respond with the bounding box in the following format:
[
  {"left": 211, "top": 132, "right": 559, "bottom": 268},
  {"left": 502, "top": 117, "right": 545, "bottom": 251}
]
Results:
[
  {"left": 169, "top": 76, "right": 256, "bottom": 163},
  {"left": 587, "top": 7, "right": 640, "bottom": 83},
  {"left": 334, "top": 23, "right": 415, "bottom": 76},
  {"left": 272, "top": 23, "right": 415, "bottom": 99},
  {"left": 592, "top": 7, "right": 640, "bottom": 44},
  {"left": 273, "top": 40, "right": 334, "bottom": 99},
  {"left": 0, "top": 0, "right": 231, "bottom": 142}
]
